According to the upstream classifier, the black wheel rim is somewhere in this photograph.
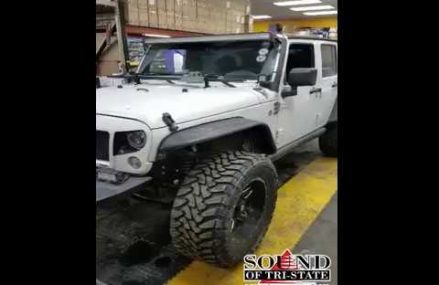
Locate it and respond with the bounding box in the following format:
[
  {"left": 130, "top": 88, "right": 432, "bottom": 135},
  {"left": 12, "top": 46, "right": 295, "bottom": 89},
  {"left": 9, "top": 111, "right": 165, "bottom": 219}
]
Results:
[{"left": 228, "top": 178, "right": 267, "bottom": 251}]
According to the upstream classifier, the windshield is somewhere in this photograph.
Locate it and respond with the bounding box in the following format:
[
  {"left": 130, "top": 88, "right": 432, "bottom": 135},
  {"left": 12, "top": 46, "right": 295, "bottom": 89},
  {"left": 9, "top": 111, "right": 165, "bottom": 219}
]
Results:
[{"left": 138, "top": 40, "right": 278, "bottom": 81}]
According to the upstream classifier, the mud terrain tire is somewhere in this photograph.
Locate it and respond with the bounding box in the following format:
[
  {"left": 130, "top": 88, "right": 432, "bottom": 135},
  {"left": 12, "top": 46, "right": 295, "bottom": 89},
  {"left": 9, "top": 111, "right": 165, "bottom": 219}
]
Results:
[
  {"left": 170, "top": 151, "right": 278, "bottom": 267},
  {"left": 319, "top": 123, "right": 337, "bottom": 157}
]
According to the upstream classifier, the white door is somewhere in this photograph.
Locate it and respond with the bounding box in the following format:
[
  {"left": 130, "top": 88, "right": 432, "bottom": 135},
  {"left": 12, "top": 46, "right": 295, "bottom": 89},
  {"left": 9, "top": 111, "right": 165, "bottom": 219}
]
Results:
[
  {"left": 275, "top": 42, "right": 320, "bottom": 148},
  {"left": 315, "top": 43, "right": 338, "bottom": 127}
]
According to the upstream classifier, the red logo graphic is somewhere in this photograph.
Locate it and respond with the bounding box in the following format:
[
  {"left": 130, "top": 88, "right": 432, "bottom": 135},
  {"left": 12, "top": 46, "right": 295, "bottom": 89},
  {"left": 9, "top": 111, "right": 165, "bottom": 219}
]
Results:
[{"left": 260, "top": 249, "right": 298, "bottom": 284}]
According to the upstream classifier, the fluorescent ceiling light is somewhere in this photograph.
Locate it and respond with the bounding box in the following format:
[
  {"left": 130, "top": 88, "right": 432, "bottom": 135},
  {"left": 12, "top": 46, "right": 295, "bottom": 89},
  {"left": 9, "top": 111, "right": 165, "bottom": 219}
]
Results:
[
  {"left": 274, "top": 0, "right": 321, "bottom": 6},
  {"left": 252, "top": 15, "right": 272, "bottom": 19},
  {"left": 143, "top": 33, "right": 171, "bottom": 38},
  {"left": 304, "top": 10, "right": 338, "bottom": 16},
  {"left": 290, "top": 5, "right": 334, "bottom": 11}
]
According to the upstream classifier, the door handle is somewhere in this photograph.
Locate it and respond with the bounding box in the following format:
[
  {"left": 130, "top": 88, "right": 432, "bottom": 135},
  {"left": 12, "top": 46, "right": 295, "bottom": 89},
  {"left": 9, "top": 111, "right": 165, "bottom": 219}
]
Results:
[
  {"left": 332, "top": 82, "right": 338, "bottom": 88},
  {"left": 309, "top": 87, "right": 322, "bottom": 94}
]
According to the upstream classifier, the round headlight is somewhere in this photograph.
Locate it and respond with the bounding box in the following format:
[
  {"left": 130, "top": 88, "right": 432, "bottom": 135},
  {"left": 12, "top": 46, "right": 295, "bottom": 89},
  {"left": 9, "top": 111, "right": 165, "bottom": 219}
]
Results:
[{"left": 126, "top": 131, "right": 146, "bottom": 149}]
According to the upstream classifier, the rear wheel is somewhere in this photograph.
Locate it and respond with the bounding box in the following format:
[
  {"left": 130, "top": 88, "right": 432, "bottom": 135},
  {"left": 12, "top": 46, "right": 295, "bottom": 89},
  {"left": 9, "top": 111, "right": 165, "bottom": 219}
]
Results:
[
  {"left": 170, "top": 151, "right": 278, "bottom": 267},
  {"left": 319, "top": 123, "right": 337, "bottom": 157}
]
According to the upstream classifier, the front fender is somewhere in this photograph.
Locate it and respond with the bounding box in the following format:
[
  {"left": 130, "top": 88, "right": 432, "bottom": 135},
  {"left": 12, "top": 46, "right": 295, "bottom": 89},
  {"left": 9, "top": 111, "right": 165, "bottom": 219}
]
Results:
[{"left": 158, "top": 117, "right": 276, "bottom": 153}]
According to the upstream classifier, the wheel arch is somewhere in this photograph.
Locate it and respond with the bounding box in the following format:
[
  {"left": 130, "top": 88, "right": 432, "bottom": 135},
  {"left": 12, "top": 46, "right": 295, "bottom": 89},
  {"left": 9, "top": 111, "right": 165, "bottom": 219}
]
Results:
[{"left": 157, "top": 117, "right": 277, "bottom": 156}]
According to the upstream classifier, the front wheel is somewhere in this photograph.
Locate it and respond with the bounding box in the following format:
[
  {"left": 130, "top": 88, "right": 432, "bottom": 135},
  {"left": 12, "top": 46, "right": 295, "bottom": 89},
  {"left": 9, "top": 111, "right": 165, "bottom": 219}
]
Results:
[{"left": 170, "top": 151, "right": 278, "bottom": 267}]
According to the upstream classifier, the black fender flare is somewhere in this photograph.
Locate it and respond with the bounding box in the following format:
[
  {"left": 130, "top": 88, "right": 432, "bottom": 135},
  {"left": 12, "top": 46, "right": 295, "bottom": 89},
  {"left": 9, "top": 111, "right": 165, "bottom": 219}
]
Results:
[{"left": 158, "top": 117, "right": 277, "bottom": 154}]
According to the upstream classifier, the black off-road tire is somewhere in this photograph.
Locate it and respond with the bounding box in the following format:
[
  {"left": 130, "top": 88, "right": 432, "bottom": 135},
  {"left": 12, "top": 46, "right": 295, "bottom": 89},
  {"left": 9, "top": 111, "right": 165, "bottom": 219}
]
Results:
[
  {"left": 170, "top": 151, "right": 278, "bottom": 267},
  {"left": 319, "top": 123, "right": 337, "bottom": 157}
]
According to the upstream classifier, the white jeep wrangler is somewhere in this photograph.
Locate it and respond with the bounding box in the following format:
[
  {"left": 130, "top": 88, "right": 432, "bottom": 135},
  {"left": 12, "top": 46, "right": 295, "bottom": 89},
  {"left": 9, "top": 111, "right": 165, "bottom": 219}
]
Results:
[{"left": 96, "top": 32, "right": 337, "bottom": 267}]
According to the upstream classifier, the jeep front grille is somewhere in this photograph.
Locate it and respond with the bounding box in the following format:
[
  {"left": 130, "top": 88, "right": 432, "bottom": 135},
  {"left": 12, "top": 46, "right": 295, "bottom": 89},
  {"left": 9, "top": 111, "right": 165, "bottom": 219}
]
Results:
[{"left": 96, "top": 131, "right": 110, "bottom": 161}]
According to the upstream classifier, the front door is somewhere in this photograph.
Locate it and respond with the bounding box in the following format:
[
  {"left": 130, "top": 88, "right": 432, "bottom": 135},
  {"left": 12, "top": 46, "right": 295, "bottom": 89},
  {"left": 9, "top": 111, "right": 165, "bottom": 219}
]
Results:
[{"left": 275, "top": 42, "right": 319, "bottom": 148}]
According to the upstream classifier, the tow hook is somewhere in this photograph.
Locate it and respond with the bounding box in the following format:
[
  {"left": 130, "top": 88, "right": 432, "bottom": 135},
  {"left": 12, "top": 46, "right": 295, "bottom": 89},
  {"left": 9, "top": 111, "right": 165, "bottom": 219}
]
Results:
[{"left": 96, "top": 168, "right": 129, "bottom": 184}]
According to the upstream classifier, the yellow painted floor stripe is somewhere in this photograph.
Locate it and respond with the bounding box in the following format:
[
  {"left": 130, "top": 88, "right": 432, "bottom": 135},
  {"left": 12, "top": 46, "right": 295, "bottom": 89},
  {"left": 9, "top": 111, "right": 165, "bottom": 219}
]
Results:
[{"left": 167, "top": 157, "right": 337, "bottom": 285}]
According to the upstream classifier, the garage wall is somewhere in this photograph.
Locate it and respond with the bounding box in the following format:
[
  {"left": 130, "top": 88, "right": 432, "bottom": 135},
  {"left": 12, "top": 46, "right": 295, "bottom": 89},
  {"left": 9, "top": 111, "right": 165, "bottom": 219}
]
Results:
[
  {"left": 121, "top": 0, "right": 251, "bottom": 34},
  {"left": 253, "top": 16, "right": 337, "bottom": 33}
]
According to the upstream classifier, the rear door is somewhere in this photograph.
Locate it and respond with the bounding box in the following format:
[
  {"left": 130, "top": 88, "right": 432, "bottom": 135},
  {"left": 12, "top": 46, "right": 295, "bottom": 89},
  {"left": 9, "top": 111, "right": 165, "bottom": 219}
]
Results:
[{"left": 315, "top": 43, "right": 338, "bottom": 127}]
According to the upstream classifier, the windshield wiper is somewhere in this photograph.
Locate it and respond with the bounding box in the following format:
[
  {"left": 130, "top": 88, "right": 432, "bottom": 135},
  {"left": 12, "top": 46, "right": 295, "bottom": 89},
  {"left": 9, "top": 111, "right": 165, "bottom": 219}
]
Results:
[
  {"left": 119, "top": 72, "right": 235, "bottom": 88},
  {"left": 128, "top": 73, "right": 180, "bottom": 84},
  {"left": 107, "top": 72, "right": 179, "bottom": 85},
  {"left": 203, "top": 74, "right": 236, "bottom": 88},
  {"left": 107, "top": 73, "right": 141, "bottom": 84}
]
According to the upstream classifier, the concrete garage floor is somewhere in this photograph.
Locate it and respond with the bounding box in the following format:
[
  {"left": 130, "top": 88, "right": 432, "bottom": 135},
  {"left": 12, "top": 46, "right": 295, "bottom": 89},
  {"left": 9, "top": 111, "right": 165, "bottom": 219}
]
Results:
[
  {"left": 294, "top": 194, "right": 337, "bottom": 284},
  {"left": 96, "top": 140, "right": 337, "bottom": 285},
  {"left": 288, "top": 140, "right": 337, "bottom": 284}
]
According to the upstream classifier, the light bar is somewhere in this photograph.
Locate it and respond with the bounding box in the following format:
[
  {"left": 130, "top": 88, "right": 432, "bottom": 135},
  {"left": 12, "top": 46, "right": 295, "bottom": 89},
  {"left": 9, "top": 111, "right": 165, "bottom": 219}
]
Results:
[
  {"left": 143, "top": 33, "right": 171, "bottom": 38},
  {"left": 304, "top": 10, "right": 338, "bottom": 16},
  {"left": 290, "top": 5, "right": 334, "bottom": 11},
  {"left": 274, "top": 0, "right": 321, "bottom": 6},
  {"left": 252, "top": 15, "right": 272, "bottom": 19}
]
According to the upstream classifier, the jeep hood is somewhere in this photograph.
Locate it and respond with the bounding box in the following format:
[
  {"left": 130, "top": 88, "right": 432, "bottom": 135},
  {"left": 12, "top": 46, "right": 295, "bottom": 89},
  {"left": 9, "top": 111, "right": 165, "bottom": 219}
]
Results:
[{"left": 96, "top": 83, "right": 262, "bottom": 129}]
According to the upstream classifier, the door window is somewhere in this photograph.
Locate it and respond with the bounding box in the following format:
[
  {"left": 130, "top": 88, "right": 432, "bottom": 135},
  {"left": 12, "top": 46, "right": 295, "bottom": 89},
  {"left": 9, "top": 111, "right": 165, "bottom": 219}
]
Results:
[
  {"left": 284, "top": 43, "right": 314, "bottom": 84},
  {"left": 321, "top": 44, "right": 337, "bottom": 77}
]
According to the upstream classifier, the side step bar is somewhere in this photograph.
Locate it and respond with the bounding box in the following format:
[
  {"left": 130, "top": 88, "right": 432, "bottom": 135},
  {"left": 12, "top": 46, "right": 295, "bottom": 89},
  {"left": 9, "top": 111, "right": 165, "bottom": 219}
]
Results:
[{"left": 269, "top": 127, "right": 326, "bottom": 162}]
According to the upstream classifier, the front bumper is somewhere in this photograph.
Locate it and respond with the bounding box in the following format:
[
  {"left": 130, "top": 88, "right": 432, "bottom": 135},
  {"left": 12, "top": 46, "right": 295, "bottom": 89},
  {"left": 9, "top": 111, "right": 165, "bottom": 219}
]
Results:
[{"left": 96, "top": 176, "right": 152, "bottom": 202}]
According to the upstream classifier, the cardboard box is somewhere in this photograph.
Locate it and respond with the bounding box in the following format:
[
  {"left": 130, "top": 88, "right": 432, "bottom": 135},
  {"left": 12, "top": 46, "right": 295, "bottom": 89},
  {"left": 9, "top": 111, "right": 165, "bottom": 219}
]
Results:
[
  {"left": 174, "top": 15, "right": 183, "bottom": 30},
  {"left": 126, "top": 7, "right": 140, "bottom": 26},
  {"left": 182, "top": 18, "right": 196, "bottom": 32},
  {"left": 182, "top": 0, "right": 196, "bottom": 19},
  {"left": 118, "top": 0, "right": 248, "bottom": 33},
  {"left": 211, "top": 0, "right": 226, "bottom": 11},
  {"left": 157, "top": 0, "right": 167, "bottom": 11},
  {"left": 137, "top": 0, "right": 149, "bottom": 26},
  {"left": 137, "top": 0, "right": 147, "bottom": 9},
  {"left": 211, "top": 12, "right": 226, "bottom": 33},
  {"left": 118, "top": 0, "right": 138, "bottom": 26},
  {"left": 166, "top": 11, "right": 175, "bottom": 28},
  {"left": 175, "top": 0, "right": 184, "bottom": 16},
  {"left": 166, "top": 0, "right": 175, "bottom": 12},
  {"left": 229, "top": 0, "right": 244, "bottom": 12},
  {"left": 197, "top": 4, "right": 209, "bottom": 20},
  {"left": 139, "top": 11, "right": 149, "bottom": 26},
  {"left": 148, "top": 9, "right": 159, "bottom": 28},
  {"left": 158, "top": 10, "right": 168, "bottom": 29}
]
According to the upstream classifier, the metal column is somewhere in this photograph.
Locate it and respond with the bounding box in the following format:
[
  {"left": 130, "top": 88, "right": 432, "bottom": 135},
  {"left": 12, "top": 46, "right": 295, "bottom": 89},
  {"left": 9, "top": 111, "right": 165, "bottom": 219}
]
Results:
[{"left": 96, "top": 0, "right": 129, "bottom": 73}]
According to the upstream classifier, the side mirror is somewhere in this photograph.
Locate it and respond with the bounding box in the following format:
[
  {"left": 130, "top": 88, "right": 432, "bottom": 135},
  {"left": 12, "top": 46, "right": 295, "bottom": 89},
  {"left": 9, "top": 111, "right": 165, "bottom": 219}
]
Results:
[{"left": 287, "top": 68, "right": 317, "bottom": 87}]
